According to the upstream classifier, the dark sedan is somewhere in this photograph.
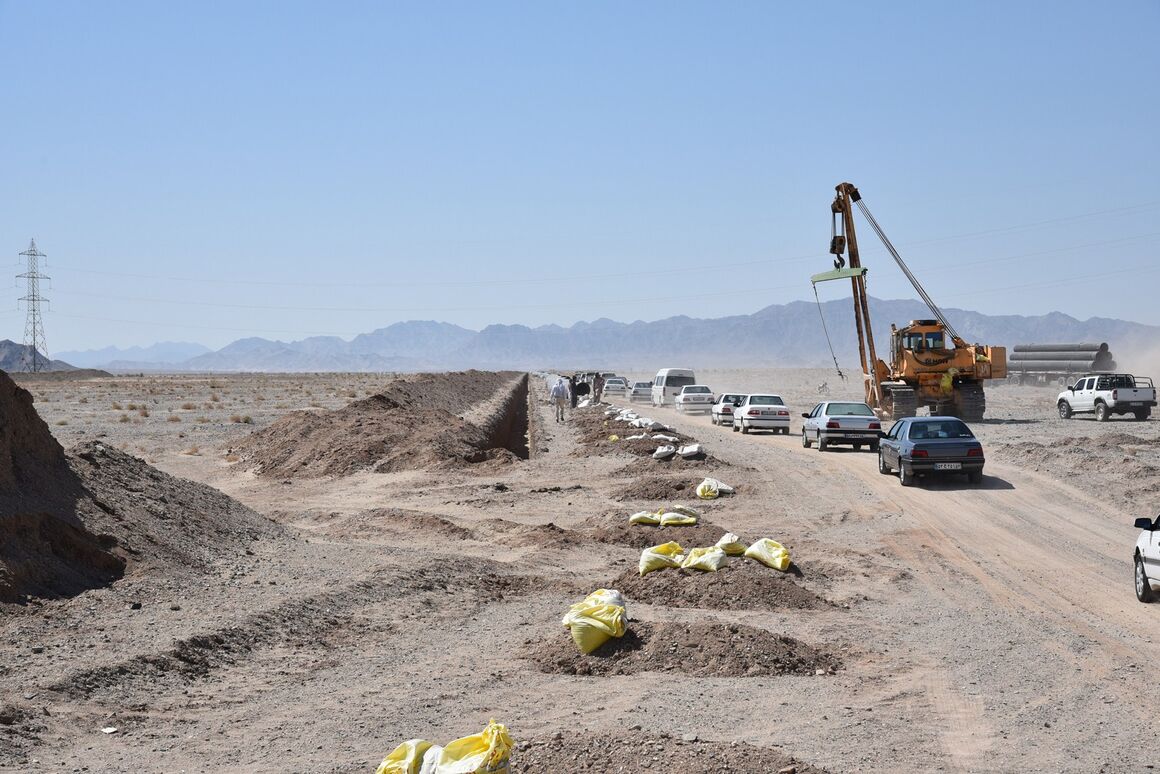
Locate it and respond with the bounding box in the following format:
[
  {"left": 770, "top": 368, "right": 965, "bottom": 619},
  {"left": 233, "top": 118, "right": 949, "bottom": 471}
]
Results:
[{"left": 877, "top": 416, "right": 984, "bottom": 486}]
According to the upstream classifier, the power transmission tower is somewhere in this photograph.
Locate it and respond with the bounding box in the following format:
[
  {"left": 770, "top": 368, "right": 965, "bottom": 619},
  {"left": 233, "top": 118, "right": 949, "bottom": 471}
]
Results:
[{"left": 17, "top": 239, "right": 50, "bottom": 373}]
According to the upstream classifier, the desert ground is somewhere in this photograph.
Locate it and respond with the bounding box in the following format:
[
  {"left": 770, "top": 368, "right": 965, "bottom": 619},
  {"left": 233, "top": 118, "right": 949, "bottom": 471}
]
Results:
[{"left": 2, "top": 366, "right": 1159, "bottom": 773}]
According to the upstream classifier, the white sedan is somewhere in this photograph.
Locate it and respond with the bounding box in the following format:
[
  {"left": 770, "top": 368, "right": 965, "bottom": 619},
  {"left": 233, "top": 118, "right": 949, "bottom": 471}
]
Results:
[
  {"left": 1135, "top": 513, "right": 1160, "bottom": 602},
  {"left": 711, "top": 393, "right": 745, "bottom": 425},
  {"left": 629, "top": 381, "right": 652, "bottom": 403},
  {"left": 603, "top": 377, "right": 628, "bottom": 398},
  {"left": 731, "top": 394, "right": 791, "bottom": 434},
  {"left": 801, "top": 400, "right": 882, "bottom": 451},
  {"left": 673, "top": 385, "right": 714, "bottom": 413}
]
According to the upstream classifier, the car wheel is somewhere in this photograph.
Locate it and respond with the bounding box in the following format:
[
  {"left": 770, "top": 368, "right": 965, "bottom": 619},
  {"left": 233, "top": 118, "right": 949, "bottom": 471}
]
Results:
[
  {"left": 853, "top": 443, "right": 862, "bottom": 450},
  {"left": 801, "top": 429, "right": 811, "bottom": 448},
  {"left": 1136, "top": 410, "right": 1150, "bottom": 421},
  {"left": 1057, "top": 401, "right": 1072, "bottom": 420},
  {"left": 899, "top": 464, "right": 915, "bottom": 487},
  {"left": 878, "top": 450, "right": 891, "bottom": 474},
  {"left": 1095, "top": 401, "right": 1109, "bottom": 422},
  {"left": 740, "top": 422, "right": 750, "bottom": 434},
  {"left": 869, "top": 441, "right": 879, "bottom": 452},
  {"left": 732, "top": 422, "right": 739, "bottom": 433},
  {"left": 817, "top": 437, "right": 828, "bottom": 451},
  {"left": 1136, "top": 554, "right": 1155, "bottom": 603},
  {"left": 967, "top": 470, "right": 983, "bottom": 484}
]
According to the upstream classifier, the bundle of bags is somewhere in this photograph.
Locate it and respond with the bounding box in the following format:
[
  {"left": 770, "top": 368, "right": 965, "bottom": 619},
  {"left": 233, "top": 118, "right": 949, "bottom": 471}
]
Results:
[
  {"left": 695, "top": 477, "right": 736, "bottom": 499},
  {"left": 628, "top": 504, "right": 700, "bottom": 526},
  {"left": 561, "top": 588, "right": 628, "bottom": 654},
  {"left": 376, "top": 719, "right": 512, "bottom": 774},
  {"left": 638, "top": 536, "right": 791, "bottom": 576}
]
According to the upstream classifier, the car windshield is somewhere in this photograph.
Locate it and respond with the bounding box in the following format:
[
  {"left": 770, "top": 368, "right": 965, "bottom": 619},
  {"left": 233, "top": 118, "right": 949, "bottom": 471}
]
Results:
[
  {"left": 749, "top": 395, "right": 784, "bottom": 406},
  {"left": 908, "top": 420, "right": 975, "bottom": 440},
  {"left": 668, "top": 375, "right": 696, "bottom": 388},
  {"left": 633, "top": 382, "right": 650, "bottom": 389},
  {"left": 828, "top": 402, "right": 874, "bottom": 416},
  {"left": 720, "top": 394, "right": 742, "bottom": 403},
  {"left": 684, "top": 386, "right": 711, "bottom": 393},
  {"left": 607, "top": 379, "right": 625, "bottom": 385}
]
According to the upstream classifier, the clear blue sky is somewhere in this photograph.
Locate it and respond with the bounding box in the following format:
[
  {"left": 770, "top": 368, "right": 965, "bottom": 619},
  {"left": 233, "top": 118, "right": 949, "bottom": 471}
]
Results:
[{"left": 1, "top": 1, "right": 1157, "bottom": 352}]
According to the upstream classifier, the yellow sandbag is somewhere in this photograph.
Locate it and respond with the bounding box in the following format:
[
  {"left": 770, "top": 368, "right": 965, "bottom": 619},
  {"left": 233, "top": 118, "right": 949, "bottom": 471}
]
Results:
[
  {"left": 376, "top": 739, "right": 433, "bottom": 774},
  {"left": 695, "top": 479, "right": 719, "bottom": 499},
  {"left": 608, "top": 434, "right": 619, "bottom": 442},
  {"left": 629, "top": 510, "right": 661, "bottom": 525},
  {"left": 428, "top": 720, "right": 513, "bottom": 774},
  {"left": 639, "top": 541, "right": 685, "bottom": 576},
  {"left": 715, "top": 532, "right": 747, "bottom": 556},
  {"left": 563, "top": 588, "right": 626, "bottom": 616},
  {"left": 562, "top": 602, "right": 626, "bottom": 654},
  {"left": 745, "top": 538, "right": 791, "bottom": 571},
  {"left": 680, "top": 546, "right": 728, "bottom": 572},
  {"left": 666, "top": 504, "right": 701, "bottom": 518},
  {"left": 659, "top": 511, "right": 697, "bottom": 526}
]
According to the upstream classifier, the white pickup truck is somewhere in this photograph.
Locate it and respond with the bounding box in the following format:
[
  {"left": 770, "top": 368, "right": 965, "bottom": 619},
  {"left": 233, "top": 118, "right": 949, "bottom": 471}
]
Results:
[{"left": 1057, "top": 373, "right": 1156, "bottom": 421}]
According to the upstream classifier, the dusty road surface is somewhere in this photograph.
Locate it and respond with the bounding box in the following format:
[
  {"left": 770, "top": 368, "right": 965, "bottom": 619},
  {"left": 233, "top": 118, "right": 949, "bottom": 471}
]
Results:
[{"left": 2, "top": 368, "right": 1157, "bottom": 773}]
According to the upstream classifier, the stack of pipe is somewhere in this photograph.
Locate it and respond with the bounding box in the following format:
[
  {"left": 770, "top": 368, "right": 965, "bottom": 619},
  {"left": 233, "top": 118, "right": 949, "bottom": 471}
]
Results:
[{"left": 1008, "top": 343, "right": 1115, "bottom": 376}]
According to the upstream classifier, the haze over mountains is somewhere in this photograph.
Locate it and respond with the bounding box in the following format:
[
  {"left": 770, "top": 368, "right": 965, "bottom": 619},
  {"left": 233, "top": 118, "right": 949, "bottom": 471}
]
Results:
[{"left": 48, "top": 297, "right": 1160, "bottom": 374}]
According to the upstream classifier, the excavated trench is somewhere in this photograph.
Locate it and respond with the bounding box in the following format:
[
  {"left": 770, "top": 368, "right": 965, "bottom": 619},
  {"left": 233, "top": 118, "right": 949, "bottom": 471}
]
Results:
[{"left": 472, "top": 373, "right": 532, "bottom": 460}]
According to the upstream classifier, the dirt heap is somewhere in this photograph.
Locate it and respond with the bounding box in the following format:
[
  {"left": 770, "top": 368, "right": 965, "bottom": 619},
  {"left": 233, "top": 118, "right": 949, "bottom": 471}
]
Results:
[
  {"left": 237, "top": 371, "right": 530, "bottom": 478},
  {"left": 0, "top": 370, "right": 123, "bottom": 602},
  {"left": 584, "top": 513, "right": 729, "bottom": 550},
  {"left": 527, "top": 620, "right": 841, "bottom": 677},
  {"left": 0, "top": 368, "right": 277, "bottom": 603},
  {"left": 516, "top": 728, "right": 830, "bottom": 773},
  {"left": 612, "top": 561, "right": 827, "bottom": 611}
]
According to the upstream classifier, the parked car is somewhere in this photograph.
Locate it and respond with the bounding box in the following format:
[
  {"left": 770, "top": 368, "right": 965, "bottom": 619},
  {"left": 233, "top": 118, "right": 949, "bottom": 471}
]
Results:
[
  {"left": 878, "top": 416, "right": 984, "bottom": 486},
  {"left": 603, "top": 377, "right": 628, "bottom": 398},
  {"left": 731, "top": 394, "right": 791, "bottom": 434},
  {"left": 630, "top": 381, "right": 652, "bottom": 403},
  {"left": 1134, "top": 513, "right": 1160, "bottom": 602},
  {"left": 652, "top": 368, "right": 697, "bottom": 407},
  {"left": 711, "top": 393, "right": 745, "bottom": 425},
  {"left": 1057, "top": 373, "right": 1156, "bottom": 421},
  {"left": 673, "top": 385, "right": 714, "bottom": 413},
  {"left": 801, "top": 401, "right": 881, "bottom": 451}
]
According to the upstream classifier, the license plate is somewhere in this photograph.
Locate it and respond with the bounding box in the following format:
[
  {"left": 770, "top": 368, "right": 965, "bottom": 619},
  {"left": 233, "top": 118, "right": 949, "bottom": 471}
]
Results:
[
  {"left": 1131, "top": 402, "right": 1143, "bottom": 406},
  {"left": 934, "top": 462, "right": 962, "bottom": 470}
]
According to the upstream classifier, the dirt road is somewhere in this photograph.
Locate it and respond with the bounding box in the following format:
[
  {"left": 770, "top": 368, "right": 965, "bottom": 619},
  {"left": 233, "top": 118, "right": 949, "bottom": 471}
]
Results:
[{"left": 3, "top": 369, "right": 1157, "bottom": 772}]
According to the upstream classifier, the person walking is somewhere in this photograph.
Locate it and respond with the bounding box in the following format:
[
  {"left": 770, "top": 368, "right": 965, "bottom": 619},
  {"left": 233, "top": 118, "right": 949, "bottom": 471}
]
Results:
[
  {"left": 549, "top": 377, "right": 571, "bottom": 422},
  {"left": 568, "top": 375, "right": 578, "bottom": 409},
  {"left": 592, "top": 373, "right": 605, "bottom": 404}
]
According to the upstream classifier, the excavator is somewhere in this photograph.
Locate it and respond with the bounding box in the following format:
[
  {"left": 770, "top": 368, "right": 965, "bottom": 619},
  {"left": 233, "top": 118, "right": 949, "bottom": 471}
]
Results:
[{"left": 810, "top": 182, "right": 1006, "bottom": 421}]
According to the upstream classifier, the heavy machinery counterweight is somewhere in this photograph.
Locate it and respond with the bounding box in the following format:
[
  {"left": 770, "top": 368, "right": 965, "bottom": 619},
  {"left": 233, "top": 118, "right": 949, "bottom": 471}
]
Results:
[{"left": 811, "top": 182, "right": 1007, "bottom": 421}]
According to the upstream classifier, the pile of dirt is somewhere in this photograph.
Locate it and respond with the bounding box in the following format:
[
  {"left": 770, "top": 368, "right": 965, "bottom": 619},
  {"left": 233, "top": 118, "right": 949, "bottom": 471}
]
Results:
[
  {"left": 527, "top": 620, "right": 840, "bottom": 677},
  {"left": 584, "top": 513, "right": 729, "bottom": 550},
  {"left": 237, "top": 371, "right": 530, "bottom": 477},
  {"left": 0, "top": 367, "right": 278, "bottom": 603},
  {"left": 477, "top": 519, "right": 588, "bottom": 549},
  {"left": 0, "top": 370, "right": 123, "bottom": 602},
  {"left": 612, "top": 474, "right": 696, "bottom": 501},
  {"left": 611, "top": 561, "right": 827, "bottom": 611},
  {"left": 516, "top": 729, "right": 829, "bottom": 773}
]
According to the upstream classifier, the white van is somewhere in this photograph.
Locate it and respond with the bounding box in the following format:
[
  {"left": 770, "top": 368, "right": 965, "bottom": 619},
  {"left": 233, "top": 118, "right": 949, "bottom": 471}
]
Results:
[{"left": 652, "top": 368, "right": 697, "bottom": 407}]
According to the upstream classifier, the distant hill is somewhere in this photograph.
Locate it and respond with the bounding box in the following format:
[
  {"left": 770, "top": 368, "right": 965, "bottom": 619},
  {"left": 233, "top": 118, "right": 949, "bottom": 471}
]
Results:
[
  {"left": 75, "top": 297, "right": 1160, "bottom": 373},
  {"left": 55, "top": 341, "right": 211, "bottom": 368},
  {"left": 0, "top": 340, "right": 78, "bottom": 373}
]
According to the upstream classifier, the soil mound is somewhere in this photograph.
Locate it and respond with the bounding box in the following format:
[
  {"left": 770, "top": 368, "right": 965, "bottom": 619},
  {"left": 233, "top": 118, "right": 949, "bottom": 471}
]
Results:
[
  {"left": 517, "top": 729, "right": 829, "bottom": 773},
  {"left": 527, "top": 620, "right": 841, "bottom": 677},
  {"left": 0, "top": 370, "right": 123, "bottom": 602},
  {"left": 237, "top": 371, "right": 530, "bottom": 477},
  {"left": 613, "top": 474, "right": 695, "bottom": 501},
  {"left": 478, "top": 519, "right": 588, "bottom": 549},
  {"left": 611, "top": 561, "right": 827, "bottom": 611},
  {"left": 584, "top": 513, "right": 728, "bottom": 550}
]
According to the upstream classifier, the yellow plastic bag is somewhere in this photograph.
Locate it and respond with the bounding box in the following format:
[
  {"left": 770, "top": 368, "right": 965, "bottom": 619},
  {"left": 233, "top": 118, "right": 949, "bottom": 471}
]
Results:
[
  {"left": 659, "top": 511, "right": 697, "bottom": 526},
  {"left": 696, "top": 477, "right": 735, "bottom": 499},
  {"left": 680, "top": 546, "right": 728, "bottom": 572},
  {"left": 639, "top": 541, "right": 685, "bottom": 576},
  {"left": 564, "top": 588, "right": 626, "bottom": 613},
  {"left": 609, "top": 434, "right": 619, "bottom": 442},
  {"left": 562, "top": 602, "right": 626, "bottom": 654},
  {"left": 376, "top": 739, "right": 433, "bottom": 774},
  {"left": 745, "top": 538, "right": 791, "bottom": 571},
  {"left": 715, "top": 532, "right": 747, "bottom": 556},
  {"left": 426, "top": 720, "right": 513, "bottom": 774},
  {"left": 629, "top": 510, "right": 661, "bottom": 525}
]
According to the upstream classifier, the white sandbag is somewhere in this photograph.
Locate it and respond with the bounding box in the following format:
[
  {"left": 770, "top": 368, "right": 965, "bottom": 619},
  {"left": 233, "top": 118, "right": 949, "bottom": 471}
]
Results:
[
  {"left": 652, "top": 445, "right": 677, "bottom": 459},
  {"left": 651, "top": 434, "right": 678, "bottom": 442},
  {"left": 677, "top": 444, "right": 703, "bottom": 458},
  {"left": 625, "top": 434, "right": 647, "bottom": 441}
]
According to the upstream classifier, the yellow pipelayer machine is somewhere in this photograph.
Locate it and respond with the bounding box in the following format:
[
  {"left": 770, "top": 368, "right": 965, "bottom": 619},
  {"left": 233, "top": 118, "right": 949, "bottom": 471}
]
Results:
[{"left": 811, "top": 182, "right": 1007, "bottom": 421}]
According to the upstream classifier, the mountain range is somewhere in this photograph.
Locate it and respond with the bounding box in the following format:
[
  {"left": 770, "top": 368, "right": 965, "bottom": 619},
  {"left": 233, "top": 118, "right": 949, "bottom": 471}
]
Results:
[{"left": 45, "top": 297, "right": 1160, "bottom": 373}]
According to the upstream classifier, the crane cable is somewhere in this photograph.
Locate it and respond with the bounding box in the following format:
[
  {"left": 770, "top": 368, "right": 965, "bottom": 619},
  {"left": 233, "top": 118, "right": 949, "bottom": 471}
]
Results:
[{"left": 812, "top": 282, "right": 846, "bottom": 381}]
